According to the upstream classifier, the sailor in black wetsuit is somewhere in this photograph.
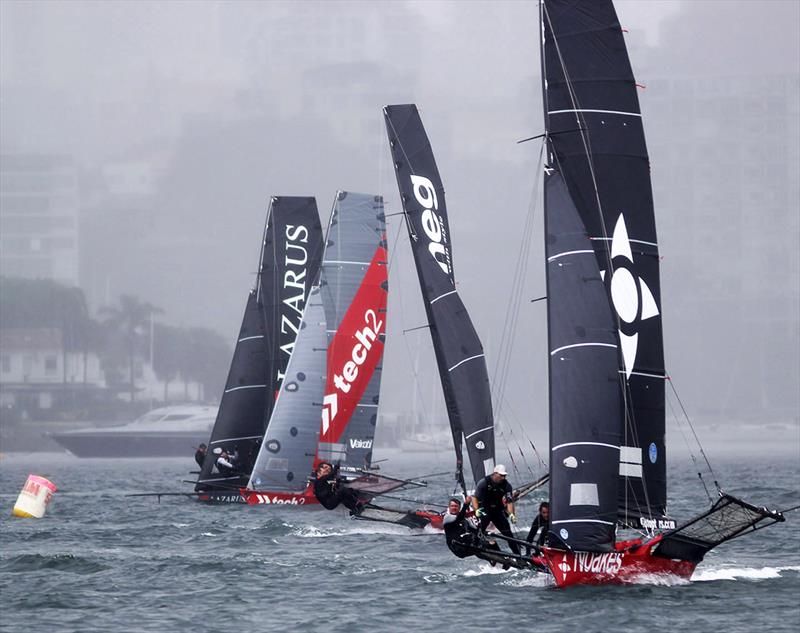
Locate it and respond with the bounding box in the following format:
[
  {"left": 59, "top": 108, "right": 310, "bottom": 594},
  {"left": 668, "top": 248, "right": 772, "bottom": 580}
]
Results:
[
  {"left": 194, "top": 443, "right": 207, "bottom": 469},
  {"left": 525, "top": 501, "right": 549, "bottom": 556},
  {"left": 312, "top": 462, "right": 362, "bottom": 514},
  {"left": 443, "top": 496, "right": 505, "bottom": 564},
  {"left": 473, "top": 464, "right": 520, "bottom": 555}
]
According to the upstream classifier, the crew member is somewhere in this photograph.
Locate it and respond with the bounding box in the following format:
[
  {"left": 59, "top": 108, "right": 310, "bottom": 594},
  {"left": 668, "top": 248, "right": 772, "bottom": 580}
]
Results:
[
  {"left": 194, "top": 443, "right": 207, "bottom": 469},
  {"left": 473, "top": 464, "right": 520, "bottom": 555},
  {"left": 213, "top": 447, "right": 238, "bottom": 476},
  {"left": 525, "top": 501, "right": 549, "bottom": 556},
  {"left": 443, "top": 496, "right": 505, "bottom": 565},
  {"left": 312, "top": 462, "right": 363, "bottom": 515}
]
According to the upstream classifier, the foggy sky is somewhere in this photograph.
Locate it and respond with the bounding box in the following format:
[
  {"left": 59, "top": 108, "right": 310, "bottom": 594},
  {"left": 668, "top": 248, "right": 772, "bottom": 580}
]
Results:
[{"left": 1, "top": 0, "right": 798, "bottom": 454}]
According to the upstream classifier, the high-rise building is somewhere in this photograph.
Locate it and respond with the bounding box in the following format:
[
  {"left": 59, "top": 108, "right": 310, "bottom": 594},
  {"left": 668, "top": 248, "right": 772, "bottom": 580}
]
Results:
[{"left": 0, "top": 154, "right": 79, "bottom": 286}]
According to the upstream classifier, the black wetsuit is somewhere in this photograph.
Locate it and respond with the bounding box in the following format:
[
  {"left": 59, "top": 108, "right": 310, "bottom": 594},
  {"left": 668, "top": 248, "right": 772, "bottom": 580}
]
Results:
[
  {"left": 525, "top": 514, "right": 549, "bottom": 555},
  {"left": 194, "top": 450, "right": 206, "bottom": 469},
  {"left": 443, "top": 502, "right": 505, "bottom": 562},
  {"left": 474, "top": 475, "right": 520, "bottom": 555},
  {"left": 312, "top": 466, "right": 361, "bottom": 513},
  {"left": 443, "top": 502, "right": 475, "bottom": 558}
]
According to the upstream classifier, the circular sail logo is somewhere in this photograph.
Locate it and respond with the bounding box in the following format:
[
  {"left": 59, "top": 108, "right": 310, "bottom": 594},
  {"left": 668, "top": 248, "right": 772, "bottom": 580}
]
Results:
[{"left": 649, "top": 442, "right": 658, "bottom": 464}]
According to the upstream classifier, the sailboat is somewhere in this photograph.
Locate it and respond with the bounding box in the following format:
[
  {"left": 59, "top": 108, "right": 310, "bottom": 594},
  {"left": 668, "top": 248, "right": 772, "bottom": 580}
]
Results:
[
  {"left": 536, "top": 0, "right": 785, "bottom": 586},
  {"left": 383, "top": 104, "right": 555, "bottom": 561},
  {"left": 241, "top": 191, "right": 420, "bottom": 509},
  {"left": 383, "top": 104, "right": 497, "bottom": 494},
  {"left": 195, "top": 196, "right": 323, "bottom": 502}
]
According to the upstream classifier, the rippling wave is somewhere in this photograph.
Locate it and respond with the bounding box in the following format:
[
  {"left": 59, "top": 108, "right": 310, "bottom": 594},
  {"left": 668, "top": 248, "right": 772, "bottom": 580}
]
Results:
[{"left": 1, "top": 452, "right": 798, "bottom": 632}]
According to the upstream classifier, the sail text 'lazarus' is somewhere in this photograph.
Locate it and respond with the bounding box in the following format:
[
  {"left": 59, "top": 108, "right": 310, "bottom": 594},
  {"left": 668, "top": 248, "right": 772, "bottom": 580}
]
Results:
[{"left": 278, "top": 224, "right": 312, "bottom": 383}]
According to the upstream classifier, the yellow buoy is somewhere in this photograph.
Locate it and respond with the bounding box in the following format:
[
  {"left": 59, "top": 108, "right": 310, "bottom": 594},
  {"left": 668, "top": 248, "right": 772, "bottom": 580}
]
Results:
[{"left": 12, "top": 474, "right": 57, "bottom": 518}]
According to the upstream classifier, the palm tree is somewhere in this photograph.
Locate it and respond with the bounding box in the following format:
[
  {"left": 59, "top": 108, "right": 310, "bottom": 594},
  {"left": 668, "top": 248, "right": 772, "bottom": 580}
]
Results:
[{"left": 99, "top": 295, "right": 162, "bottom": 402}]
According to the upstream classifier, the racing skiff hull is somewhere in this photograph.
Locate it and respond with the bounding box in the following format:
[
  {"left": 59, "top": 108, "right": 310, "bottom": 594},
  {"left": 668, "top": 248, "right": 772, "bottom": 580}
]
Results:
[
  {"left": 239, "top": 488, "right": 320, "bottom": 507},
  {"left": 543, "top": 541, "right": 696, "bottom": 587}
]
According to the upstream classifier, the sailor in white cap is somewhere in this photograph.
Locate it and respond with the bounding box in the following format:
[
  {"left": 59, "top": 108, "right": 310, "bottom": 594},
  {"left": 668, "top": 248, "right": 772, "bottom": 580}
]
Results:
[{"left": 471, "top": 464, "right": 520, "bottom": 554}]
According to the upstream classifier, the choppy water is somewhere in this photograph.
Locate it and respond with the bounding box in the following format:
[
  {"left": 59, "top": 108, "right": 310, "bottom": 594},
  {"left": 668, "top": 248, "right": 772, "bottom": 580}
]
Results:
[{"left": 1, "top": 450, "right": 798, "bottom": 632}]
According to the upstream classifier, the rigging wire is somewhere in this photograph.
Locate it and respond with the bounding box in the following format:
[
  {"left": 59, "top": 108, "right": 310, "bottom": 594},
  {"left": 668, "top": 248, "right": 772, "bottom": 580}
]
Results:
[
  {"left": 667, "top": 391, "right": 713, "bottom": 504},
  {"left": 667, "top": 376, "right": 720, "bottom": 492},
  {"left": 490, "top": 141, "right": 546, "bottom": 481}
]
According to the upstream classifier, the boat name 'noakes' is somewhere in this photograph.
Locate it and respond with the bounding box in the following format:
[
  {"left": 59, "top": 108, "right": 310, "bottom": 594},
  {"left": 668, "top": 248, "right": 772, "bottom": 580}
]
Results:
[
  {"left": 573, "top": 551, "right": 623, "bottom": 575},
  {"left": 411, "top": 175, "right": 451, "bottom": 276},
  {"left": 278, "top": 224, "right": 309, "bottom": 382}
]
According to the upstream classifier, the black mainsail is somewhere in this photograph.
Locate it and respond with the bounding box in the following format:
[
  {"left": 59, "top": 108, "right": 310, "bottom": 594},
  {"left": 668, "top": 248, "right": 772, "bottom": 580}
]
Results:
[
  {"left": 384, "top": 104, "right": 495, "bottom": 489},
  {"left": 196, "top": 197, "right": 322, "bottom": 494},
  {"left": 542, "top": 0, "right": 666, "bottom": 524}
]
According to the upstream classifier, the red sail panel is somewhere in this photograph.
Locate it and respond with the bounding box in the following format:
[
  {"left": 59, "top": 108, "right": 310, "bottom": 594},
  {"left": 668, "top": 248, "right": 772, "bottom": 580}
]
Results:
[{"left": 318, "top": 245, "right": 388, "bottom": 453}]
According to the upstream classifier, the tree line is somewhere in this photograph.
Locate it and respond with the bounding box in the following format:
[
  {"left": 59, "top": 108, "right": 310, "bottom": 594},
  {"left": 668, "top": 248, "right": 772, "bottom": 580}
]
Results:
[{"left": 0, "top": 277, "right": 230, "bottom": 403}]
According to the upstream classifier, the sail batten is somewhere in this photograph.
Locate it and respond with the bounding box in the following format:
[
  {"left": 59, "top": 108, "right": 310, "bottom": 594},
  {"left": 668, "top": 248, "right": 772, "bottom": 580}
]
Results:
[{"left": 384, "top": 104, "right": 495, "bottom": 487}]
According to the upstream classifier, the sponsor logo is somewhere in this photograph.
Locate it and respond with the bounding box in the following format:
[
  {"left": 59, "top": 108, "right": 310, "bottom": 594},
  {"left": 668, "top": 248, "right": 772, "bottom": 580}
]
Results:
[
  {"left": 349, "top": 438, "right": 373, "bottom": 449},
  {"left": 255, "top": 494, "right": 306, "bottom": 505},
  {"left": 639, "top": 517, "right": 676, "bottom": 531},
  {"left": 649, "top": 442, "right": 658, "bottom": 464},
  {"left": 321, "top": 394, "right": 338, "bottom": 436},
  {"left": 277, "top": 224, "right": 310, "bottom": 383},
  {"left": 410, "top": 174, "right": 452, "bottom": 277},
  {"left": 475, "top": 440, "right": 485, "bottom": 450},
  {"left": 573, "top": 551, "right": 624, "bottom": 575},
  {"left": 208, "top": 494, "right": 246, "bottom": 504},
  {"left": 602, "top": 213, "right": 660, "bottom": 379},
  {"left": 560, "top": 528, "right": 569, "bottom": 540},
  {"left": 323, "top": 308, "right": 384, "bottom": 434}
]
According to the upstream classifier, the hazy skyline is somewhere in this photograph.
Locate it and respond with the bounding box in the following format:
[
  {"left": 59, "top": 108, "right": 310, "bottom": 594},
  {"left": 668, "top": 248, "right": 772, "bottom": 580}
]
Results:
[{"left": 1, "top": 0, "right": 798, "bottom": 449}]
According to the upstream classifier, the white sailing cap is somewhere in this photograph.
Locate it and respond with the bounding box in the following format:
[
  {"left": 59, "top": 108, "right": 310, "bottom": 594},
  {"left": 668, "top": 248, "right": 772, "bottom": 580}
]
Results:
[{"left": 493, "top": 464, "right": 508, "bottom": 476}]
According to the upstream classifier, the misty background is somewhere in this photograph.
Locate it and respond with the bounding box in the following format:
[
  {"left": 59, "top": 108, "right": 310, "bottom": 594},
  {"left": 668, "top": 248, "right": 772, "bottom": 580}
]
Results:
[{"left": 1, "top": 1, "right": 798, "bottom": 457}]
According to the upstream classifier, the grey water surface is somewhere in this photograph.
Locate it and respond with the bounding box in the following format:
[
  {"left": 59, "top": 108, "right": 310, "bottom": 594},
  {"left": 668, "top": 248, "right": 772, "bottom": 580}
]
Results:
[{"left": 1, "top": 450, "right": 798, "bottom": 633}]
